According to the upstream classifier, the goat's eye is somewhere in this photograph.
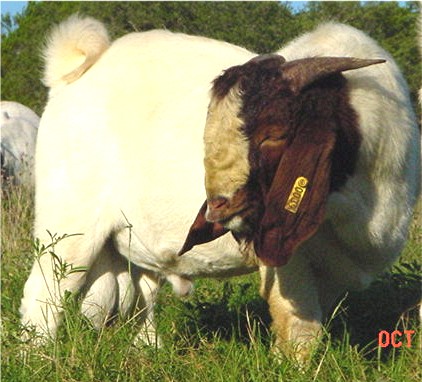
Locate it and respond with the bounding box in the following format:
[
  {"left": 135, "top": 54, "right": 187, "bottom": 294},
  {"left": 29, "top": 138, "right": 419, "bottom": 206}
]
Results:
[
  {"left": 258, "top": 136, "right": 285, "bottom": 172},
  {"left": 259, "top": 134, "right": 287, "bottom": 149}
]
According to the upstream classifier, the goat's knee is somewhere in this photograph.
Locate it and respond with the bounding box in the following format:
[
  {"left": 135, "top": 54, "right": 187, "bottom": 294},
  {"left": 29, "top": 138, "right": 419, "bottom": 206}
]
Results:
[
  {"left": 269, "top": 300, "right": 322, "bottom": 363},
  {"left": 20, "top": 232, "right": 103, "bottom": 340},
  {"left": 132, "top": 270, "right": 163, "bottom": 347},
  {"left": 20, "top": 257, "right": 88, "bottom": 340},
  {"left": 259, "top": 264, "right": 322, "bottom": 362}
]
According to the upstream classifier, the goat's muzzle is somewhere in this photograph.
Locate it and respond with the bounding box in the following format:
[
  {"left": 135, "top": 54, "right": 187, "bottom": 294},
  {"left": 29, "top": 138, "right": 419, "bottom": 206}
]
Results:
[{"left": 205, "top": 196, "right": 230, "bottom": 222}]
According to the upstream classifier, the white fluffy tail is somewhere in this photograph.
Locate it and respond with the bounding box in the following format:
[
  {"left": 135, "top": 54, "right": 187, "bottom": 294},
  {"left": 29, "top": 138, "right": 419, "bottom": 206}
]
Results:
[{"left": 43, "top": 15, "right": 110, "bottom": 88}]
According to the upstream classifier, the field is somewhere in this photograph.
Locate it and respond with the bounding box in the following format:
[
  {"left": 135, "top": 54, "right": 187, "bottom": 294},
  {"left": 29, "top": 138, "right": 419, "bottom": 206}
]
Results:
[{"left": 1, "top": 182, "right": 421, "bottom": 381}]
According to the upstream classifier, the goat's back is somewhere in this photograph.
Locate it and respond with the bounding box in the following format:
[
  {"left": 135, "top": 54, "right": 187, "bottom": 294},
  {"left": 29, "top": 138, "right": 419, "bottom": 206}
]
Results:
[{"left": 36, "top": 20, "right": 255, "bottom": 273}]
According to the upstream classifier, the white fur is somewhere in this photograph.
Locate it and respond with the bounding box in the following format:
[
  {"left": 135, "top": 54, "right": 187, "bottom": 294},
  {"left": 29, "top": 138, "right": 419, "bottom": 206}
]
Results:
[
  {"left": 1, "top": 101, "right": 39, "bottom": 186},
  {"left": 42, "top": 15, "right": 110, "bottom": 90},
  {"left": 20, "top": 16, "right": 420, "bottom": 358},
  {"left": 20, "top": 16, "right": 256, "bottom": 342}
]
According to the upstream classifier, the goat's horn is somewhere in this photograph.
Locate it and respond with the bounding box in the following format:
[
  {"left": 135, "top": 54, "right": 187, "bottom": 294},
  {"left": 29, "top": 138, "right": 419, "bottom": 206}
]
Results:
[
  {"left": 247, "top": 53, "right": 286, "bottom": 65},
  {"left": 281, "top": 57, "right": 386, "bottom": 94}
]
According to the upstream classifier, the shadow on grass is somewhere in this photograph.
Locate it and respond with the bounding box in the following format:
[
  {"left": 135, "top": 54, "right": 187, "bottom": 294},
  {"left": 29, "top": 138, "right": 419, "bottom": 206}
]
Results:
[
  {"left": 328, "top": 261, "right": 421, "bottom": 359},
  {"left": 163, "top": 261, "right": 420, "bottom": 359},
  {"left": 158, "top": 278, "right": 272, "bottom": 349}
]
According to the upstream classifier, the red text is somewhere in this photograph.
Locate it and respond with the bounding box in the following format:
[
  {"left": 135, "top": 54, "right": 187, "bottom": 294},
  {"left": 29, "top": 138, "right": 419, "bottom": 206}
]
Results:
[{"left": 378, "top": 330, "right": 415, "bottom": 348}]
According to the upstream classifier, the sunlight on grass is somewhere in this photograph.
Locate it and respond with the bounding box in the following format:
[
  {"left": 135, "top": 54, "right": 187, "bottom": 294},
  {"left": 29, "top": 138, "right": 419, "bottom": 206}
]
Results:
[{"left": 1, "top": 183, "right": 421, "bottom": 381}]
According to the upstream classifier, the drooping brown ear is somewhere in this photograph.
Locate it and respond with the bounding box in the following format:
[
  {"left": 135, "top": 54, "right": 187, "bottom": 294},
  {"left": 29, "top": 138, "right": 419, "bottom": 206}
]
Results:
[
  {"left": 178, "top": 200, "right": 228, "bottom": 256},
  {"left": 252, "top": 57, "right": 384, "bottom": 266},
  {"left": 254, "top": 126, "right": 336, "bottom": 267}
]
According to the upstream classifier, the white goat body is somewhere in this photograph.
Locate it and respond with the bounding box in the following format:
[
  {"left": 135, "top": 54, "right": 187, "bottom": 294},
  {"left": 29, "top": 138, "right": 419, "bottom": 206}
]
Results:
[
  {"left": 20, "top": 16, "right": 420, "bottom": 358},
  {"left": 21, "top": 16, "right": 257, "bottom": 342}
]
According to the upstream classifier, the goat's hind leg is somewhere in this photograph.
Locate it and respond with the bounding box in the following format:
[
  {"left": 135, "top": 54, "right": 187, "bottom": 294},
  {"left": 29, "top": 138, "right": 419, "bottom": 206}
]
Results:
[
  {"left": 131, "top": 269, "right": 163, "bottom": 348},
  {"left": 20, "top": 227, "right": 108, "bottom": 341},
  {"left": 83, "top": 252, "right": 162, "bottom": 347},
  {"left": 81, "top": 240, "right": 137, "bottom": 329}
]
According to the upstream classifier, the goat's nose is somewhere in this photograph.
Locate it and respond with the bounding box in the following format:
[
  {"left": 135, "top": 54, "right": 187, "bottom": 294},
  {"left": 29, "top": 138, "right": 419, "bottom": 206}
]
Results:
[
  {"left": 206, "top": 196, "right": 229, "bottom": 222},
  {"left": 208, "top": 196, "right": 229, "bottom": 211}
]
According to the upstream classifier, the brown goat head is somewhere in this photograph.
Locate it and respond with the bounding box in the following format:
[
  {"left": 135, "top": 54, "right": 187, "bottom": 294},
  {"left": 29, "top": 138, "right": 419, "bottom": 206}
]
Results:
[{"left": 179, "top": 55, "right": 385, "bottom": 265}]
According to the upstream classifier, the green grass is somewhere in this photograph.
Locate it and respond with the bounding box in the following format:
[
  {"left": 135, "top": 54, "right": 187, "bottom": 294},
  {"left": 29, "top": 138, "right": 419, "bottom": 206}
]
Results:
[{"left": 1, "top": 183, "right": 421, "bottom": 382}]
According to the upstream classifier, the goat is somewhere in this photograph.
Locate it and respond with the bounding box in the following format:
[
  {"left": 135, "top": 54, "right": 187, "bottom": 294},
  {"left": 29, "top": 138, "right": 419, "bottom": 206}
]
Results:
[
  {"left": 20, "top": 17, "right": 420, "bottom": 361},
  {"left": 1, "top": 101, "right": 39, "bottom": 186},
  {"left": 181, "top": 23, "right": 421, "bottom": 358},
  {"left": 20, "top": 15, "right": 257, "bottom": 346}
]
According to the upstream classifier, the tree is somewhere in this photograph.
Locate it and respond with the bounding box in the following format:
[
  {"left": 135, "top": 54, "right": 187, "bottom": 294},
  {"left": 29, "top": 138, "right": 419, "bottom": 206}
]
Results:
[
  {"left": 298, "top": 1, "right": 421, "bottom": 110},
  {"left": 1, "top": 13, "right": 14, "bottom": 35},
  {"left": 1, "top": 1, "right": 420, "bottom": 118}
]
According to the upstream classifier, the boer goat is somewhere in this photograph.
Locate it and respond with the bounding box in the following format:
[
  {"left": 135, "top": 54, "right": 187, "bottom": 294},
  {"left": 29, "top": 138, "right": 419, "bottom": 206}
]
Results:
[
  {"left": 181, "top": 50, "right": 420, "bottom": 356},
  {"left": 1, "top": 101, "right": 39, "bottom": 186},
  {"left": 20, "top": 16, "right": 420, "bottom": 360},
  {"left": 20, "top": 15, "right": 257, "bottom": 347}
]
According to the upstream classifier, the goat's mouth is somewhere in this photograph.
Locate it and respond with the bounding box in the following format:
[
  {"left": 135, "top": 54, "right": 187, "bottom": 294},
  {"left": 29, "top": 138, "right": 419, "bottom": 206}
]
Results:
[
  {"left": 205, "top": 200, "right": 258, "bottom": 235},
  {"left": 205, "top": 189, "right": 247, "bottom": 221},
  {"left": 205, "top": 186, "right": 263, "bottom": 235},
  {"left": 205, "top": 203, "right": 248, "bottom": 222}
]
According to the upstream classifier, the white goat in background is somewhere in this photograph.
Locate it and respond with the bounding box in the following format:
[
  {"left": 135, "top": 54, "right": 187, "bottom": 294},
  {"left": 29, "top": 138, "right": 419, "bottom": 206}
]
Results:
[
  {"left": 1, "top": 101, "right": 39, "bottom": 186},
  {"left": 20, "top": 15, "right": 420, "bottom": 360}
]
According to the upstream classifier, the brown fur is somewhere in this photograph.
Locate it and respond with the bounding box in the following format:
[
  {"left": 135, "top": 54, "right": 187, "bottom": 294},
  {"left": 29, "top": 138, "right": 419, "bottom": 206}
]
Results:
[
  {"left": 180, "top": 56, "right": 384, "bottom": 266},
  {"left": 243, "top": 73, "right": 361, "bottom": 266}
]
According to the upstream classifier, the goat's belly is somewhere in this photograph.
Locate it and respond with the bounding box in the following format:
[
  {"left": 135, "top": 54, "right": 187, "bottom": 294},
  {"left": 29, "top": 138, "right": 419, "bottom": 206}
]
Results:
[{"left": 112, "top": 227, "right": 256, "bottom": 278}]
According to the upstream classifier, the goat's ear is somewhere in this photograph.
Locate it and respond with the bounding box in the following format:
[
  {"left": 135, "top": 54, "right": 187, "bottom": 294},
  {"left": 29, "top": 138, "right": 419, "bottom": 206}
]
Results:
[
  {"left": 178, "top": 200, "right": 228, "bottom": 256},
  {"left": 254, "top": 127, "right": 336, "bottom": 267}
]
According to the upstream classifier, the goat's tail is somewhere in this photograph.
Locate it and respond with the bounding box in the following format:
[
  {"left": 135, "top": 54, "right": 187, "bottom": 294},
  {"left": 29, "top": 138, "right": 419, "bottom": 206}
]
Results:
[{"left": 42, "top": 15, "right": 110, "bottom": 88}]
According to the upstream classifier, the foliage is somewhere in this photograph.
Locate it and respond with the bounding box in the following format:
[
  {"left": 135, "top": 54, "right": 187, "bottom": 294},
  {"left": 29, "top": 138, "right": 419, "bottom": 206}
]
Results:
[
  {"left": 1, "top": 1, "right": 421, "bottom": 116},
  {"left": 297, "top": 1, "right": 421, "bottom": 111}
]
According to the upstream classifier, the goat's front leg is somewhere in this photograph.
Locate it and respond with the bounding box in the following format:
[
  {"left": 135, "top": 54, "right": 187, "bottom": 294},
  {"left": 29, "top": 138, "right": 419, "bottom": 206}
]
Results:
[{"left": 259, "top": 257, "right": 322, "bottom": 362}]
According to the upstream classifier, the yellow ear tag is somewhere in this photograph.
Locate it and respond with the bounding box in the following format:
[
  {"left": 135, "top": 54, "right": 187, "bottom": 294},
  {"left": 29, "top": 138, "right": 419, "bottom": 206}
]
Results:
[{"left": 284, "top": 176, "right": 308, "bottom": 214}]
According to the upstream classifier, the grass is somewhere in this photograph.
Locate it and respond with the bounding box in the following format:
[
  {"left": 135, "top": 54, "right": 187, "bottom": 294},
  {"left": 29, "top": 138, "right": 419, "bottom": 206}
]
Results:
[{"left": 1, "top": 182, "right": 421, "bottom": 382}]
